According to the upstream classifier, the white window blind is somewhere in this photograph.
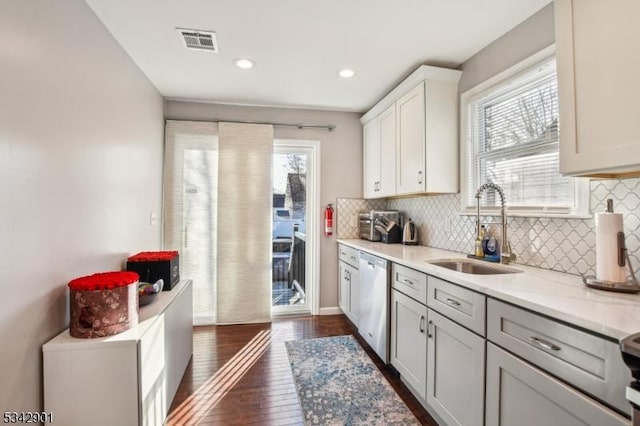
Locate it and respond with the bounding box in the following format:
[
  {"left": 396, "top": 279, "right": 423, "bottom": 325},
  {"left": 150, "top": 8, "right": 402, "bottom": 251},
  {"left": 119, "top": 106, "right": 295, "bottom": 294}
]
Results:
[
  {"left": 216, "top": 122, "right": 273, "bottom": 325},
  {"left": 164, "top": 121, "right": 219, "bottom": 325},
  {"left": 462, "top": 51, "right": 588, "bottom": 216},
  {"left": 163, "top": 120, "right": 274, "bottom": 325}
]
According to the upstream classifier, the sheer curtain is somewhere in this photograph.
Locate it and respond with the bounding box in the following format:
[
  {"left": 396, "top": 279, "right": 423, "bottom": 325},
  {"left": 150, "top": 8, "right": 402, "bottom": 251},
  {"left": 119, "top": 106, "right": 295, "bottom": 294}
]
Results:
[
  {"left": 216, "top": 122, "right": 273, "bottom": 324},
  {"left": 164, "top": 120, "right": 218, "bottom": 324},
  {"left": 163, "top": 120, "right": 273, "bottom": 325}
]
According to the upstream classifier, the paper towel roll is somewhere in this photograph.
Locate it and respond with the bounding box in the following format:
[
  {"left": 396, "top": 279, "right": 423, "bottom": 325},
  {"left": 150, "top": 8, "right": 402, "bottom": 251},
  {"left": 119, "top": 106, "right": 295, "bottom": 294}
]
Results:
[{"left": 595, "top": 212, "right": 627, "bottom": 282}]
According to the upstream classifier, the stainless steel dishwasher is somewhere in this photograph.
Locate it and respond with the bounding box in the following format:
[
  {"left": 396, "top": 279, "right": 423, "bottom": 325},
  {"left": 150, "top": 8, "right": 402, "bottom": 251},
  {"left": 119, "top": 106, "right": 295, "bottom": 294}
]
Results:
[{"left": 358, "top": 251, "right": 389, "bottom": 363}]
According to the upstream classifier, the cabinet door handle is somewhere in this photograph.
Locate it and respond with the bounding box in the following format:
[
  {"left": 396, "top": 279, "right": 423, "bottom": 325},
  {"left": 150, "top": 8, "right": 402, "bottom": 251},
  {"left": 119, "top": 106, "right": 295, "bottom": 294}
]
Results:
[
  {"left": 419, "top": 315, "right": 425, "bottom": 333},
  {"left": 418, "top": 170, "right": 423, "bottom": 185},
  {"left": 427, "top": 320, "right": 433, "bottom": 338},
  {"left": 529, "top": 336, "right": 561, "bottom": 351},
  {"left": 445, "top": 298, "right": 461, "bottom": 307}
]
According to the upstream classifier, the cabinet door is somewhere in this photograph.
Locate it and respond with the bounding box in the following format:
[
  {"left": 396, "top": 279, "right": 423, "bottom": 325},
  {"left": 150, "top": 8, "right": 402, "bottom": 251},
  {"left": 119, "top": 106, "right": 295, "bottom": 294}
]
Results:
[
  {"left": 377, "top": 103, "right": 396, "bottom": 197},
  {"left": 139, "top": 316, "right": 166, "bottom": 426},
  {"left": 556, "top": 0, "right": 640, "bottom": 177},
  {"left": 396, "top": 82, "right": 426, "bottom": 195},
  {"left": 338, "top": 261, "right": 349, "bottom": 315},
  {"left": 486, "top": 343, "right": 629, "bottom": 426},
  {"left": 348, "top": 264, "right": 359, "bottom": 326},
  {"left": 427, "top": 309, "right": 485, "bottom": 426},
  {"left": 363, "top": 117, "right": 380, "bottom": 198},
  {"left": 164, "top": 280, "right": 193, "bottom": 407},
  {"left": 390, "top": 290, "right": 427, "bottom": 400},
  {"left": 44, "top": 345, "right": 139, "bottom": 426}
]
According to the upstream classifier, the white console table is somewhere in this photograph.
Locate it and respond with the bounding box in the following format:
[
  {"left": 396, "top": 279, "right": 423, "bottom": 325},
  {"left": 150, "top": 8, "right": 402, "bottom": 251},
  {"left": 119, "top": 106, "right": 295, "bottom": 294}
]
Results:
[{"left": 43, "top": 279, "right": 193, "bottom": 426}]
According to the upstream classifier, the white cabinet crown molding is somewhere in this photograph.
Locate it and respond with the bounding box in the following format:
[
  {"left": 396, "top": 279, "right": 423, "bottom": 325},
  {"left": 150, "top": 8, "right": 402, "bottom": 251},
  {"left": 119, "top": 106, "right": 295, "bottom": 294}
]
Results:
[{"left": 360, "top": 65, "right": 462, "bottom": 124}]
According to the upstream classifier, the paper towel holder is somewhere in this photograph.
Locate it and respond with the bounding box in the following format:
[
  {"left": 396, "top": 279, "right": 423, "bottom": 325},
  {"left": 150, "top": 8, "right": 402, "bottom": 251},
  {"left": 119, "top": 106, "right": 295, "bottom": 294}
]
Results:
[{"left": 583, "top": 230, "right": 639, "bottom": 293}]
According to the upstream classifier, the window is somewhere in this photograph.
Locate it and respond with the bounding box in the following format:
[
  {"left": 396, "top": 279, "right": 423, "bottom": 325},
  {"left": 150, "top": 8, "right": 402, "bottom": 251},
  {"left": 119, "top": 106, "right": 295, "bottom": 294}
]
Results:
[{"left": 461, "top": 46, "right": 589, "bottom": 217}]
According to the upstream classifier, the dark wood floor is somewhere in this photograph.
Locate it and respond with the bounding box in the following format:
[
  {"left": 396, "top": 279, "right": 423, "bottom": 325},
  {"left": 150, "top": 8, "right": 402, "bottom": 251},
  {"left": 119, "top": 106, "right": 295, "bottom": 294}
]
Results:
[{"left": 167, "top": 314, "right": 437, "bottom": 425}]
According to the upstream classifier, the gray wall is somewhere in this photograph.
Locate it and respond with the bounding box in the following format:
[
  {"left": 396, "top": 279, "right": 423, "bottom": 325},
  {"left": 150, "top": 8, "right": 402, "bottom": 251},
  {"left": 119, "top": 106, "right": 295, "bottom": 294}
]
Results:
[
  {"left": 0, "top": 0, "right": 164, "bottom": 411},
  {"left": 165, "top": 101, "right": 363, "bottom": 311},
  {"left": 458, "top": 3, "right": 555, "bottom": 92}
]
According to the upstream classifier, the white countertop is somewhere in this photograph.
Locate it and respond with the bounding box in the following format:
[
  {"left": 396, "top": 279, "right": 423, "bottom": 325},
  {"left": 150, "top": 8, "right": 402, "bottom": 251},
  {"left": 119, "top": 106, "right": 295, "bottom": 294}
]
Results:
[{"left": 338, "top": 239, "right": 640, "bottom": 341}]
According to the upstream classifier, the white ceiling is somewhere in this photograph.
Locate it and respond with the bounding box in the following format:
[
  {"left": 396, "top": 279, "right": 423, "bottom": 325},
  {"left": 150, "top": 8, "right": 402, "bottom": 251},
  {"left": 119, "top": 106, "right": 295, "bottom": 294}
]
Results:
[{"left": 85, "top": 0, "right": 552, "bottom": 113}]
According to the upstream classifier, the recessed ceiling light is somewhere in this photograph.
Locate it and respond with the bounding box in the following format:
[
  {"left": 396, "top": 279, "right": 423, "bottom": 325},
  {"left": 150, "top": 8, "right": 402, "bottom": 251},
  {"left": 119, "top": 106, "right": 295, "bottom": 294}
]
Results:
[
  {"left": 233, "top": 58, "right": 255, "bottom": 69},
  {"left": 338, "top": 68, "right": 355, "bottom": 78}
]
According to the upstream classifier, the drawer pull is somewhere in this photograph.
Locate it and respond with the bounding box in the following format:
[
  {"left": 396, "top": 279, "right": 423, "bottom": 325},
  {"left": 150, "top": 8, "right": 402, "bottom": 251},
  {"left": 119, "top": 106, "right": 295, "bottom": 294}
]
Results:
[
  {"left": 445, "top": 298, "right": 461, "bottom": 307},
  {"left": 427, "top": 320, "right": 433, "bottom": 338},
  {"left": 403, "top": 278, "right": 415, "bottom": 286},
  {"left": 419, "top": 315, "right": 425, "bottom": 333},
  {"left": 529, "top": 336, "right": 561, "bottom": 351},
  {"left": 350, "top": 255, "right": 357, "bottom": 261}
]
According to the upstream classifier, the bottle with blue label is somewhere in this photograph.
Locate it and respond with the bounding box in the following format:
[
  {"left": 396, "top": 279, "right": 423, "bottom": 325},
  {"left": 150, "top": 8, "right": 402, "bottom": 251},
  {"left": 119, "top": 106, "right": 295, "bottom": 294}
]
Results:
[{"left": 482, "top": 224, "right": 500, "bottom": 262}]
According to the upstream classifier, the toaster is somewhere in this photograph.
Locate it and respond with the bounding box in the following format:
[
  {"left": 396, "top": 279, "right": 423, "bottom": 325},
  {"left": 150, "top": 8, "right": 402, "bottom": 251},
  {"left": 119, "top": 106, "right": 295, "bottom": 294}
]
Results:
[{"left": 358, "top": 210, "right": 400, "bottom": 241}]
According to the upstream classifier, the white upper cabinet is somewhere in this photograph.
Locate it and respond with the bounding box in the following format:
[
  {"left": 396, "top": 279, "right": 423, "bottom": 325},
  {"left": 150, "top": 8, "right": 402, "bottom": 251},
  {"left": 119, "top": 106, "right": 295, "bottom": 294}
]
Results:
[
  {"left": 556, "top": 0, "right": 640, "bottom": 178},
  {"left": 362, "top": 118, "right": 380, "bottom": 199},
  {"left": 363, "top": 104, "right": 396, "bottom": 199},
  {"left": 361, "top": 65, "right": 461, "bottom": 198},
  {"left": 396, "top": 83, "right": 426, "bottom": 194},
  {"left": 378, "top": 105, "right": 397, "bottom": 197}
]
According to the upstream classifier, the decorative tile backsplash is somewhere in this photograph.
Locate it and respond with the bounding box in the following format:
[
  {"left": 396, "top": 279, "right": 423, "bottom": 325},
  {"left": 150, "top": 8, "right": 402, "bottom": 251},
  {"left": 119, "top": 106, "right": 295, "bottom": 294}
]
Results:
[
  {"left": 338, "top": 177, "right": 640, "bottom": 278},
  {"left": 336, "top": 198, "right": 387, "bottom": 239}
]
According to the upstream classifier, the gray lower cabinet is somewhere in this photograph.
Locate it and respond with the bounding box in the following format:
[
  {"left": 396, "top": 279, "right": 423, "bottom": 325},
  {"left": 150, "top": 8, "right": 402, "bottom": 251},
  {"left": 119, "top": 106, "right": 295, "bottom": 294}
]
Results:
[
  {"left": 426, "top": 308, "right": 485, "bottom": 426},
  {"left": 486, "top": 343, "right": 629, "bottom": 426},
  {"left": 487, "top": 298, "right": 630, "bottom": 416},
  {"left": 338, "top": 260, "right": 358, "bottom": 325},
  {"left": 390, "top": 289, "right": 428, "bottom": 399}
]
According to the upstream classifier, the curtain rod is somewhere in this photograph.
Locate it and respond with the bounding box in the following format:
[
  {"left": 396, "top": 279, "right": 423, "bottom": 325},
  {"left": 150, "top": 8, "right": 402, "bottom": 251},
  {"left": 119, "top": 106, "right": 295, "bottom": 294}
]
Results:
[{"left": 166, "top": 118, "right": 336, "bottom": 132}]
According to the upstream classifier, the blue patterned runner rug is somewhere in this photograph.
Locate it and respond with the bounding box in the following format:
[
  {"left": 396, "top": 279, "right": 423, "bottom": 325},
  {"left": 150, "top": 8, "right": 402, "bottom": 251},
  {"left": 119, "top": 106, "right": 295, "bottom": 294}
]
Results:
[{"left": 285, "top": 335, "right": 420, "bottom": 425}]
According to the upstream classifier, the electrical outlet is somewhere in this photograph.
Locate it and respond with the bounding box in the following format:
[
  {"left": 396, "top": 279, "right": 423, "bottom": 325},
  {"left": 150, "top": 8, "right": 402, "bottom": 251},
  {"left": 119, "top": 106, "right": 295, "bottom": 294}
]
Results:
[{"left": 444, "top": 217, "right": 452, "bottom": 234}]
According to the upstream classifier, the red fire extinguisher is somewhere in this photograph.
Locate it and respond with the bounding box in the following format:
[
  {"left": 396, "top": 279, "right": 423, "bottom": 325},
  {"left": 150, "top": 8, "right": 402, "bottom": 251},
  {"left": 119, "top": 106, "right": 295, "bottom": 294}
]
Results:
[{"left": 324, "top": 204, "right": 334, "bottom": 236}]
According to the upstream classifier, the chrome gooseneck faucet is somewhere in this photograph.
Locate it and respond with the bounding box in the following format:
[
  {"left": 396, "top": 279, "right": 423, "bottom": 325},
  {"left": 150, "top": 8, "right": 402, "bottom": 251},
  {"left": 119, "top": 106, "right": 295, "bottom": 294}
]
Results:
[{"left": 475, "top": 183, "right": 516, "bottom": 264}]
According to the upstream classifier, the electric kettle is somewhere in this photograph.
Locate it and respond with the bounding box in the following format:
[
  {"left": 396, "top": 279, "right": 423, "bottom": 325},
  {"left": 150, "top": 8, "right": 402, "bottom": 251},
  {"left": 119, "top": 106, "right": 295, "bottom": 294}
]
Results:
[{"left": 402, "top": 218, "right": 418, "bottom": 245}]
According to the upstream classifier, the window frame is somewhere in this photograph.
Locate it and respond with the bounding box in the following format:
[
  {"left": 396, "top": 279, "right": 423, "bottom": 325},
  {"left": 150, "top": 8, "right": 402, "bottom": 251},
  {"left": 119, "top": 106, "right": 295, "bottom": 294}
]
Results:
[{"left": 460, "top": 44, "right": 590, "bottom": 218}]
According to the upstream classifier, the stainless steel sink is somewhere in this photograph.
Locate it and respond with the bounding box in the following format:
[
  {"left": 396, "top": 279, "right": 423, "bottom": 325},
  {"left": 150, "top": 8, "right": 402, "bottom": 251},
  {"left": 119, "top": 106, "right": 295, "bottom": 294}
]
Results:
[{"left": 426, "top": 259, "right": 522, "bottom": 275}]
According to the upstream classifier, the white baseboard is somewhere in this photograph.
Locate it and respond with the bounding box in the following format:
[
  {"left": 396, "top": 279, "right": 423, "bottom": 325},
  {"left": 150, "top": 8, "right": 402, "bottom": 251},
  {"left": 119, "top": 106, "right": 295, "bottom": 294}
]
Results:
[{"left": 319, "top": 306, "right": 343, "bottom": 315}]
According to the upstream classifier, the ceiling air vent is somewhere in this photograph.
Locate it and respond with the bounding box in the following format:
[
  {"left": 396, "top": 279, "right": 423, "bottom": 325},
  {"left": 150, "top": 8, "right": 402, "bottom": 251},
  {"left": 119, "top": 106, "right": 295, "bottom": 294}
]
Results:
[{"left": 176, "top": 28, "right": 219, "bottom": 53}]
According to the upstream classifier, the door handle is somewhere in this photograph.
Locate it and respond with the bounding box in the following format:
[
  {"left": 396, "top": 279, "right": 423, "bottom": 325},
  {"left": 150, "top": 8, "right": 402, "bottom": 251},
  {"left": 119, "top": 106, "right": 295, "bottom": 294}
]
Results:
[
  {"left": 529, "top": 336, "right": 561, "bottom": 351},
  {"left": 418, "top": 170, "right": 423, "bottom": 185},
  {"left": 419, "top": 315, "right": 425, "bottom": 333},
  {"left": 427, "top": 320, "right": 433, "bottom": 338}
]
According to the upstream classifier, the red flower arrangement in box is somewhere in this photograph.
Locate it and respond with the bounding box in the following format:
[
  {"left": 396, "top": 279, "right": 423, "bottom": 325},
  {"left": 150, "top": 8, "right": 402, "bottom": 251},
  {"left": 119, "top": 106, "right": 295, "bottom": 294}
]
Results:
[
  {"left": 127, "top": 251, "right": 178, "bottom": 262},
  {"left": 68, "top": 271, "right": 140, "bottom": 292}
]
